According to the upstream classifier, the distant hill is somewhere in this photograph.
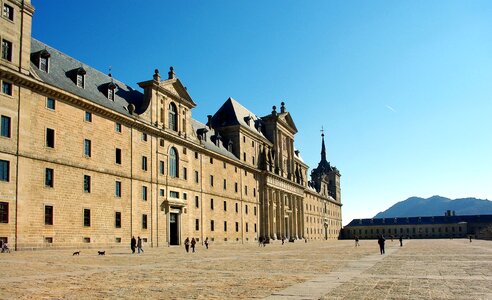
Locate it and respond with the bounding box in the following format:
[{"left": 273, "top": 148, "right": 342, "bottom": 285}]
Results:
[{"left": 374, "top": 196, "right": 492, "bottom": 218}]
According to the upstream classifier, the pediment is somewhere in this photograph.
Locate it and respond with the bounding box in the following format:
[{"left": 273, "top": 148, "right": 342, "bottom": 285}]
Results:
[
  {"left": 278, "top": 112, "right": 298, "bottom": 133},
  {"left": 160, "top": 78, "right": 196, "bottom": 107}
]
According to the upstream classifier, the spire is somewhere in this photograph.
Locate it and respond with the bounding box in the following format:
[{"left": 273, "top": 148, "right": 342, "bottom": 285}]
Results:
[{"left": 320, "top": 126, "right": 327, "bottom": 162}]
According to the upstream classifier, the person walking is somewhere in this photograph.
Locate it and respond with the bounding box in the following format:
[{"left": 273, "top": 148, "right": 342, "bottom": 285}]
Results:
[
  {"left": 378, "top": 235, "right": 386, "bottom": 254},
  {"left": 204, "top": 237, "right": 209, "bottom": 249},
  {"left": 399, "top": 236, "right": 403, "bottom": 247},
  {"left": 184, "top": 237, "right": 190, "bottom": 253},
  {"left": 191, "top": 238, "right": 196, "bottom": 253},
  {"left": 131, "top": 236, "right": 136, "bottom": 254},
  {"left": 355, "top": 236, "right": 360, "bottom": 247},
  {"left": 137, "top": 236, "right": 144, "bottom": 254}
]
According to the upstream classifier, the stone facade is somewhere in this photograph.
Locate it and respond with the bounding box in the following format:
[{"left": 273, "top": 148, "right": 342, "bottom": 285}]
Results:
[{"left": 0, "top": 0, "right": 342, "bottom": 250}]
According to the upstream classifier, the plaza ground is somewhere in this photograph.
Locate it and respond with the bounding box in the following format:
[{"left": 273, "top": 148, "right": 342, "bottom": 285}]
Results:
[{"left": 0, "top": 239, "right": 491, "bottom": 299}]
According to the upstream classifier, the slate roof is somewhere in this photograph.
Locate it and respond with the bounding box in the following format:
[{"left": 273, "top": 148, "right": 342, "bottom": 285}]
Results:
[
  {"left": 345, "top": 215, "right": 492, "bottom": 227},
  {"left": 190, "top": 118, "right": 240, "bottom": 161},
  {"left": 210, "top": 97, "right": 268, "bottom": 141},
  {"left": 30, "top": 38, "right": 143, "bottom": 117}
]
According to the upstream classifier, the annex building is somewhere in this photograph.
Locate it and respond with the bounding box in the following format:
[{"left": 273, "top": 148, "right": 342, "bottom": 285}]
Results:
[
  {"left": 0, "top": 1, "right": 342, "bottom": 250},
  {"left": 343, "top": 214, "right": 492, "bottom": 240}
]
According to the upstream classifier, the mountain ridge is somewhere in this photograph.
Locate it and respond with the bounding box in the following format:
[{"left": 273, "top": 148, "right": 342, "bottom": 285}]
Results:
[{"left": 374, "top": 196, "right": 492, "bottom": 218}]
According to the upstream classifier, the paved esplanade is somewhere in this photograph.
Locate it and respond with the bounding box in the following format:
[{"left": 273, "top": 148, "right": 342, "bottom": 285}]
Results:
[{"left": 0, "top": 239, "right": 491, "bottom": 299}]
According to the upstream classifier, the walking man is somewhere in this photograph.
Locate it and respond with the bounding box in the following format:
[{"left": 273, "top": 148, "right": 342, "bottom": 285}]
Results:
[
  {"left": 378, "top": 235, "right": 386, "bottom": 254},
  {"left": 137, "top": 236, "right": 144, "bottom": 254}
]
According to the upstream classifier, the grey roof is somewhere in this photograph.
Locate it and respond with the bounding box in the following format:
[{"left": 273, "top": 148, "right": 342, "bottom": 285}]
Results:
[
  {"left": 190, "top": 118, "right": 240, "bottom": 161},
  {"left": 210, "top": 97, "right": 268, "bottom": 141},
  {"left": 30, "top": 39, "right": 143, "bottom": 117}
]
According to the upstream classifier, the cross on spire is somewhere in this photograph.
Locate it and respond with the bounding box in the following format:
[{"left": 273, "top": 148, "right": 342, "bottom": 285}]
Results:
[
  {"left": 320, "top": 126, "right": 324, "bottom": 137},
  {"left": 320, "top": 126, "right": 327, "bottom": 162}
]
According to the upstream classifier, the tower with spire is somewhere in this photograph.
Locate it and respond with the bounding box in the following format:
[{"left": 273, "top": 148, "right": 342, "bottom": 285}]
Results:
[{"left": 310, "top": 128, "right": 341, "bottom": 202}]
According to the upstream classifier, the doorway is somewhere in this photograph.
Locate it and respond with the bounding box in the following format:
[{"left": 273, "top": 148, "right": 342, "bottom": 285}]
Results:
[{"left": 169, "top": 213, "right": 179, "bottom": 245}]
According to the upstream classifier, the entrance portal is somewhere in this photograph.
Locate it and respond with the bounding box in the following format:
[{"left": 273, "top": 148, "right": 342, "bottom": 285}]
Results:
[{"left": 169, "top": 213, "right": 179, "bottom": 245}]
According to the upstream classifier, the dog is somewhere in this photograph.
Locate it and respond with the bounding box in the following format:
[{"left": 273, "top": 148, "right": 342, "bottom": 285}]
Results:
[
  {"left": 72, "top": 251, "right": 80, "bottom": 256},
  {"left": 97, "top": 251, "right": 105, "bottom": 256}
]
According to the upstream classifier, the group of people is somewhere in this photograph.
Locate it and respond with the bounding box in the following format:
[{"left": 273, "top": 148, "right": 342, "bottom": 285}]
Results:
[
  {"left": 130, "top": 236, "right": 144, "bottom": 254},
  {"left": 184, "top": 237, "right": 209, "bottom": 252}
]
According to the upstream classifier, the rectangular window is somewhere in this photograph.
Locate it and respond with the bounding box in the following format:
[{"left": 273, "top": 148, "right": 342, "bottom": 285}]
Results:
[
  {"left": 115, "top": 212, "right": 121, "bottom": 228},
  {"left": 83, "top": 209, "right": 91, "bottom": 227},
  {"left": 45, "top": 205, "right": 53, "bottom": 225},
  {"left": 235, "top": 202, "right": 238, "bottom": 213},
  {"left": 245, "top": 205, "right": 248, "bottom": 214},
  {"left": 223, "top": 179, "right": 227, "bottom": 190},
  {"left": 195, "top": 196, "right": 199, "bottom": 208},
  {"left": 46, "top": 98, "right": 55, "bottom": 110},
  {"left": 1, "top": 39, "right": 12, "bottom": 61},
  {"left": 210, "top": 198, "right": 214, "bottom": 210},
  {"left": 2, "top": 81, "right": 12, "bottom": 96},
  {"left": 170, "top": 191, "right": 179, "bottom": 198},
  {"left": 3, "top": 4, "right": 14, "bottom": 21},
  {"left": 210, "top": 157, "right": 213, "bottom": 164},
  {"left": 254, "top": 206, "right": 257, "bottom": 216},
  {"left": 223, "top": 162, "right": 226, "bottom": 169},
  {"left": 159, "top": 161, "right": 165, "bottom": 175},
  {"left": 224, "top": 221, "right": 227, "bottom": 232},
  {"left": 211, "top": 220, "right": 215, "bottom": 231},
  {"left": 142, "top": 186, "right": 148, "bottom": 201},
  {"left": 235, "top": 182, "right": 238, "bottom": 193},
  {"left": 46, "top": 128, "right": 55, "bottom": 148},
  {"left": 45, "top": 168, "right": 54, "bottom": 187},
  {"left": 0, "top": 202, "right": 9, "bottom": 223},
  {"left": 195, "top": 152, "right": 198, "bottom": 159},
  {"left": 253, "top": 188, "right": 256, "bottom": 197},
  {"left": 183, "top": 193, "right": 187, "bottom": 200},
  {"left": 115, "top": 181, "right": 121, "bottom": 197},
  {"left": 142, "top": 214, "right": 147, "bottom": 229},
  {"left": 243, "top": 152, "right": 246, "bottom": 161},
  {"left": 142, "top": 132, "right": 147, "bottom": 141},
  {"left": 159, "top": 139, "right": 164, "bottom": 147},
  {"left": 115, "top": 148, "right": 121, "bottom": 164},
  {"left": 195, "top": 171, "right": 199, "bottom": 183},
  {"left": 85, "top": 111, "right": 92, "bottom": 122},
  {"left": 246, "top": 223, "right": 249, "bottom": 232},
  {"left": 160, "top": 188, "right": 165, "bottom": 196},
  {"left": 210, "top": 175, "right": 214, "bottom": 187},
  {"left": 142, "top": 156, "right": 147, "bottom": 171},
  {"left": 183, "top": 167, "right": 187, "bottom": 180},
  {"left": 84, "top": 139, "right": 91, "bottom": 157},
  {"left": 40, "top": 56, "right": 48, "bottom": 72},
  {"left": 254, "top": 223, "right": 257, "bottom": 233},
  {"left": 223, "top": 200, "right": 227, "bottom": 211},
  {"left": 83, "top": 175, "right": 91, "bottom": 193},
  {"left": 76, "top": 74, "right": 84, "bottom": 88},
  {"left": 0, "top": 160, "right": 9, "bottom": 182},
  {"left": 115, "top": 122, "right": 121, "bottom": 132},
  {"left": 1, "top": 115, "right": 11, "bottom": 138},
  {"left": 195, "top": 219, "right": 200, "bottom": 231},
  {"left": 235, "top": 222, "right": 239, "bottom": 232},
  {"left": 245, "top": 186, "right": 248, "bottom": 195}
]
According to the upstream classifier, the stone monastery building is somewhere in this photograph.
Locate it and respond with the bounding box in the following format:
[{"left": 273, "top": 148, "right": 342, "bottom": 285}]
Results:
[{"left": 0, "top": 0, "right": 342, "bottom": 250}]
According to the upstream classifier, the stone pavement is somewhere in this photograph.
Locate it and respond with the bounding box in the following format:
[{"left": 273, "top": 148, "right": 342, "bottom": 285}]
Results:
[{"left": 0, "top": 239, "right": 490, "bottom": 299}]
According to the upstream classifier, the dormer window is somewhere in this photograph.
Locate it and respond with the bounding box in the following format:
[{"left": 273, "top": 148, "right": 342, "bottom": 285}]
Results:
[
  {"left": 76, "top": 67, "right": 86, "bottom": 88},
  {"left": 38, "top": 50, "right": 50, "bottom": 73},
  {"left": 107, "top": 82, "right": 116, "bottom": 101}
]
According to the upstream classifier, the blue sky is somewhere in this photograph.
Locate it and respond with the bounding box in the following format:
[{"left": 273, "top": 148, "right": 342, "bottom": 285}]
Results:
[{"left": 31, "top": 1, "right": 492, "bottom": 224}]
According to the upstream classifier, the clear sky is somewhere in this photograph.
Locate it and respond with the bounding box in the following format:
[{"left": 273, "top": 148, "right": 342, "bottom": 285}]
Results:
[{"left": 31, "top": 1, "right": 492, "bottom": 225}]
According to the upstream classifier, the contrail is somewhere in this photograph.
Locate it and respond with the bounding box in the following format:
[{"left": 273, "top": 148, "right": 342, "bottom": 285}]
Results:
[{"left": 386, "top": 105, "right": 396, "bottom": 112}]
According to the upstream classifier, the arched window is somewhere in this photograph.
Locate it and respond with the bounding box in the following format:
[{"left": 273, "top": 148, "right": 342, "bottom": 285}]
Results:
[
  {"left": 168, "top": 102, "right": 177, "bottom": 131},
  {"left": 169, "top": 147, "right": 178, "bottom": 177}
]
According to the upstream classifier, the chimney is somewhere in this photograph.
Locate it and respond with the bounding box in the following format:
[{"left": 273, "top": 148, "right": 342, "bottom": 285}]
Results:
[{"left": 207, "top": 115, "right": 213, "bottom": 129}]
